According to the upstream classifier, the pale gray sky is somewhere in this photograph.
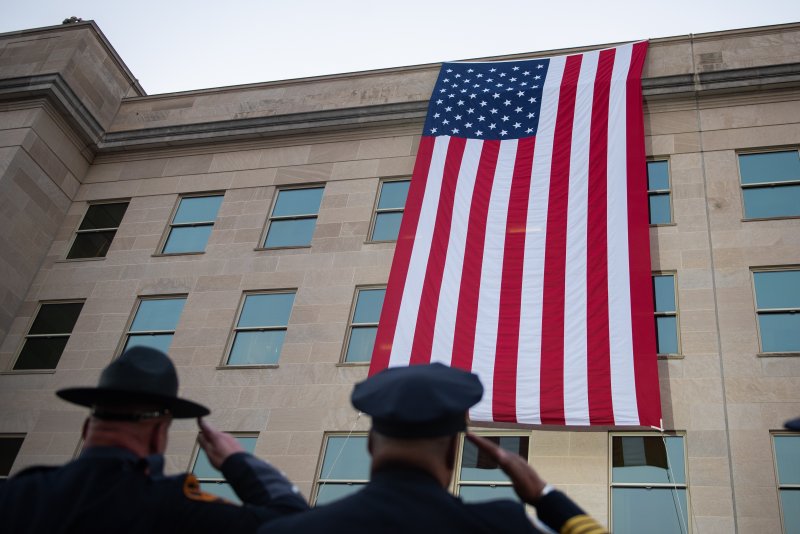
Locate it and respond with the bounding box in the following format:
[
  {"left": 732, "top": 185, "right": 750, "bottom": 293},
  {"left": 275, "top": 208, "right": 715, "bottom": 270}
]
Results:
[{"left": 3, "top": 0, "right": 799, "bottom": 94}]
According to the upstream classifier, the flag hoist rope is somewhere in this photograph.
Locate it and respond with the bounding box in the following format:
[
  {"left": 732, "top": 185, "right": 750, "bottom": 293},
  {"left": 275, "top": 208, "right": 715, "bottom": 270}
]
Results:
[{"left": 317, "top": 411, "right": 363, "bottom": 496}]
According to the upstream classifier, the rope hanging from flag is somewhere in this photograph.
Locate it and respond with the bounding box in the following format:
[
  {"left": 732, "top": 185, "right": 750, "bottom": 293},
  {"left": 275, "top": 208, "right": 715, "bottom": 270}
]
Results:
[{"left": 369, "top": 41, "right": 661, "bottom": 427}]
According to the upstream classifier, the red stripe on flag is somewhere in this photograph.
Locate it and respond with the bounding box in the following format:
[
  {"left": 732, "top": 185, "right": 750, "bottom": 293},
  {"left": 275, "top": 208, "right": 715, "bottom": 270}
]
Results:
[
  {"left": 409, "top": 137, "right": 467, "bottom": 364},
  {"left": 625, "top": 41, "right": 661, "bottom": 426},
  {"left": 493, "top": 137, "right": 536, "bottom": 423},
  {"left": 369, "top": 136, "right": 436, "bottom": 375},
  {"left": 586, "top": 48, "right": 616, "bottom": 425},
  {"left": 451, "top": 141, "right": 500, "bottom": 372},
  {"left": 540, "top": 54, "right": 582, "bottom": 425}
]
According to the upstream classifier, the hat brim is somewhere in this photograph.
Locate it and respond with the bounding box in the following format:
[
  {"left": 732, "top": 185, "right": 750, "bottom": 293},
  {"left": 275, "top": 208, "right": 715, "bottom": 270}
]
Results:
[
  {"left": 56, "top": 387, "right": 209, "bottom": 419},
  {"left": 785, "top": 417, "right": 800, "bottom": 431}
]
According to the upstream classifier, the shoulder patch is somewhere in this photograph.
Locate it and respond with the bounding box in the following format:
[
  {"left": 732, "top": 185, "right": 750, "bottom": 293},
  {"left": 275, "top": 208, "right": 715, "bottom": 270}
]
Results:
[{"left": 182, "top": 474, "right": 232, "bottom": 504}]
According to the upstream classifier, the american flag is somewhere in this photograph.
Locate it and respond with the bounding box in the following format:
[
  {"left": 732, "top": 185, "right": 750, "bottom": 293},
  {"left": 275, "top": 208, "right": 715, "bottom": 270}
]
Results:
[{"left": 370, "top": 41, "right": 661, "bottom": 427}]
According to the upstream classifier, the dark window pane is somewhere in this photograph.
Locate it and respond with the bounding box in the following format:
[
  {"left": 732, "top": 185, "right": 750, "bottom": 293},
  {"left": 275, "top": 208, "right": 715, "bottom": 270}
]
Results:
[
  {"left": 67, "top": 231, "right": 117, "bottom": 259},
  {"left": 648, "top": 194, "right": 672, "bottom": 225},
  {"left": 646, "top": 161, "right": 670, "bottom": 190},
  {"left": 78, "top": 203, "right": 129, "bottom": 230},
  {"left": 272, "top": 188, "right": 324, "bottom": 217},
  {"left": 781, "top": 489, "right": 800, "bottom": 534},
  {"left": 163, "top": 226, "right": 213, "bottom": 254},
  {"left": 739, "top": 151, "right": 800, "bottom": 185},
  {"left": 14, "top": 337, "right": 69, "bottom": 370},
  {"left": 758, "top": 314, "right": 800, "bottom": 352},
  {"left": 459, "top": 485, "right": 518, "bottom": 503},
  {"left": 612, "top": 488, "right": 688, "bottom": 534},
  {"left": 612, "top": 436, "right": 685, "bottom": 484},
  {"left": 345, "top": 327, "right": 377, "bottom": 363},
  {"left": 173, "top": 196, "right": 223, "bottom": 224},
  {"left": 652, "top": 276, "right": 676, "bottom": 312},
  {"left": 124, "top": 334, "right": 175, "bottom": 354},
  {"left": 754, "top": 271, "right": 800, "bottom": 310},
  {"left": 460, "top": 436, "right": 528, "bottom": 482},
  {"left": 130, "top": 299, "right": 186, "bottom": 332},
  {"left": 238, "top": 293, "right": 295, "bottom": 328},
  {"left": 372, "top": 212, "right": 404, "bottom": 241},
  {"left": 28, "top": 303, "right": 83, "bottom": 335},
  {"left": 316, "top": 483, "right": 365, "bottom": 506},
  {"left": 353, "top": 289, "right": 385, "bottom": 324},
  {"left": 320, "top": 436, "right": 370, "bottom": 481},
  {"left": 0, "top": 437, "right": 24, "bottom": 476},
  {"left": 228, "top": 330, "right": 286, "bottom": 365},
  {"left": 377, "top": 181, "right": 410, "bottom": 210},
  {"left": 264, "top": 218, "right": 317, "bottom": 248},
  {"left": 775, "top": 436, "right": 800, "bottom": 485},
  {"left": 743, "top": 184, "right": 800, "bottom": 219},
  {"left": 656, "top": 316, "right": 678, "bottom": 354}
]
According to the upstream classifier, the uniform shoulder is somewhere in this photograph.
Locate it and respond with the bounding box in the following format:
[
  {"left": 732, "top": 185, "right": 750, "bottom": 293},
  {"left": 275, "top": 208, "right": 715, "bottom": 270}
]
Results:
[{"left": 5, "top": 464, "right": 59, "bottom": 479}]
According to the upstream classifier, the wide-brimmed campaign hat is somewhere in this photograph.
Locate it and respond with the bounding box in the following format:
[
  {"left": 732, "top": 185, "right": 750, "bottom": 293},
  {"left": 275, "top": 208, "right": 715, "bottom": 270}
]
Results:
[
  {"left": 785, "top": 417, "right": 800, "bottom": 431},
  {"left": 57, "top": 346, "right": 209, "bottom": 419}
]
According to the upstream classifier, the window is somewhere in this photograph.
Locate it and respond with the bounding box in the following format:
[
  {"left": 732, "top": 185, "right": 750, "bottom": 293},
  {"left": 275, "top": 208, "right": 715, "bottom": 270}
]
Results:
[
  {"left": 773, "top": 434, "right": 800, "bottom": 533},
  {"left": 225, "top": 292, "right": 296, "bottom": 366},
  {"left": 653, "top": 274, "right": 679, "bottom": 356},
  {"left": 122, "top": 297, "right": 186, "bottom": 354},
  {"left": 739, "top": 150, "right": 800, "bottom": 219},
  {"left": 611, "top": 434, "right": 688, "bottom": 534},
  {"left": 161, "top": 194, "right": 224, "bottom": 254},
  {"left": 314, "top": 434, "right": 370, "bottom": 506},
  {"left": 647, "top": 161, "right": 672, "bottom": 225},
  {"left": 342, "top": 287, "right": 385, "bottom": 363},
  {"left": 455, "top": 433, "right": 528, "bottom": 503},
  {"left": 191, "top": 434, "right": 257, "bottom": 503},
  {"left": 66, "top": 202, "right": 129, "bottom": 259},
  {"left": 263, "top": 187, "right": 324, "bottom": 248},
  {"left": 0, "top": 435, "right": 25, "bottom": 478},
  {"left": 753, "top": 269, "right": 800, "bottom": 353},
  {"left": 369, "top": 179, "right": 410, "bottom": 242},
  {"left": 13, "top": 301, "right": 84, "bottom": 370}
]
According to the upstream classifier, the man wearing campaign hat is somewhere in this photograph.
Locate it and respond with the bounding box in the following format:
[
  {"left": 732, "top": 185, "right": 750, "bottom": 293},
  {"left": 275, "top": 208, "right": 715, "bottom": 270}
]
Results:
[
  {"left": 263, "top": 363, "right": 606, "bottom": 534},
  {"left": 0, "top": 346, "right": 308, "bottom": 533}
]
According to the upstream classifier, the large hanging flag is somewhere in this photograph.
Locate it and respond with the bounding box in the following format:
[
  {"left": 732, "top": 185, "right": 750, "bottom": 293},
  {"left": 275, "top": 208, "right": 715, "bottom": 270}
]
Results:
[{"left": 369, "top": 41, "right": 661, "bottom": 427}]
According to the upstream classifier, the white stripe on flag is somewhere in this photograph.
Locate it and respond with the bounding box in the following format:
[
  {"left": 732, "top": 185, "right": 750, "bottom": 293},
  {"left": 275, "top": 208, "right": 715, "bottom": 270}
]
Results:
[
  {"left": 430, "top": 138, "right": 483, "bottom": 366},
  {"left": 389, "top": 136, "right": 450, "bottom": 368},
  {"left": 606, "top": 43, "right": 639, "bottom": 424},
  {"left": 516, "top": 55, "right": 566, "bottom": 425},
  {"left": 470, "top": 140, "right": 518, "bottom": 422}
]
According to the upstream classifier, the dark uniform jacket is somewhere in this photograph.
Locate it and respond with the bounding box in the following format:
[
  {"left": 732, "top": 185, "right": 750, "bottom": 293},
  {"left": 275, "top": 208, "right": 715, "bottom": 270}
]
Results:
[
  {"left": 0, "top": 446, "right": 308, "bottom": 533},
  {"left": 262, "top": 463, "right": 605, "bottom": 534}
]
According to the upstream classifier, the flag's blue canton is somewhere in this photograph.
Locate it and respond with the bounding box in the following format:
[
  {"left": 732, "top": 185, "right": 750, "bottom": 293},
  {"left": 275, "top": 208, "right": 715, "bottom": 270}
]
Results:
[{"left": 423, "top": 59, "right": 550, "bottom": 141}]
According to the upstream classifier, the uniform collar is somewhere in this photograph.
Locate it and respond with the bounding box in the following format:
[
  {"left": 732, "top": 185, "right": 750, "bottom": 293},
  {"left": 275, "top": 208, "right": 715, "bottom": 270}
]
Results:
[{"left": 79, "top": 446, "right": 165, "bottom": 476}]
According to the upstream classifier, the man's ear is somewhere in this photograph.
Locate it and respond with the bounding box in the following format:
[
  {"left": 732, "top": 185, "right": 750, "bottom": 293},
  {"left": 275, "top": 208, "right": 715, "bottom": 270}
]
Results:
[
  {"left": 150, "top": 419, "right": 171, "bottom": 455},
  {"left": 81, "top": 417, "right": 90, "bottom": 440}
]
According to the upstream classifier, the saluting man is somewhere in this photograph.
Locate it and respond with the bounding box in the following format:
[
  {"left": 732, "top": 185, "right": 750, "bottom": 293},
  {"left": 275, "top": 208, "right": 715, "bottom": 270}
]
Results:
[
  {"left": 263, "top": 363, "right": 607, "bottom": 534},
  {"left": 0, "top": 346, "right": 308, "bottom": 533}
]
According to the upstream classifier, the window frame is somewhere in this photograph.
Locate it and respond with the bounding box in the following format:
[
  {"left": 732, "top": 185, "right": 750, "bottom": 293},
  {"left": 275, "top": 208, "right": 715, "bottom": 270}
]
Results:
[
  {"left": 452, "top": 430, "right": 530, "bottom": 501},
  {"left": 157, "top": 192, "right": 224, "bottom": 256},
  {"left": 116, "top": 295, "right": 188, "bottom": 358},
  {"left": 737, "top": 148, "right": 800, "bottom": 222},
  {"left": 0, "top": 434, "right": 26, "bottom": 479},
  {"left": 312, "top": 432, "right": 370, "bottom": 506},
  {"left": 751, "top": 266, "right": 800, "bottom": 356},
  {"left": 189, "top": 432, "right": 259, "bottom": 502},
  {"left": 646, "top": 159, "right": 674, "bottom": 226},
  {"left": 772, "top": 432, "right": 800, "bottom": 534},
  {"left": 653, "top": 271, "right": 681, "bottom": 358},
  {"left": 221, "top": 289, "right": 297, "bottom": 368},
  {"left": 367, "top": 177, "right": 411, "bottom": 243},
  {"left": 608, "top": 431, "right": 690, "bottom": 534},
  {"left": 9, "top": 299, "right": 85, "bottom": 372},
  {"left": 64, "top": 200, "right": 130, "bottom": 261},
  {"left": 259, "top": 184, "right": 325, "bottom": 250},
  {"left": 339, "top": 285, "right": 386, "bottom": 365}
]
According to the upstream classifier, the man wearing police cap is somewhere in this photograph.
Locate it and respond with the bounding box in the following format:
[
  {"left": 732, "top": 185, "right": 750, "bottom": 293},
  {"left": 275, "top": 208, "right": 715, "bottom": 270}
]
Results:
[
  {"left": 264, "top": 363, "right": 606, "bottom": 533},
  {"left": 0, "top": 346, "right": 308, "bottom": 533}
]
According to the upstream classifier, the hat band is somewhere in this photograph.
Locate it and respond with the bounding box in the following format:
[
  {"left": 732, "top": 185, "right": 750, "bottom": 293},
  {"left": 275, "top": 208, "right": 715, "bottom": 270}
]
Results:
[
  {"left": 372, "top": 414, "right": 467, "bottom": 439},
  {"left": 92, "top": 408, "right": 171, "bottom": 422}
]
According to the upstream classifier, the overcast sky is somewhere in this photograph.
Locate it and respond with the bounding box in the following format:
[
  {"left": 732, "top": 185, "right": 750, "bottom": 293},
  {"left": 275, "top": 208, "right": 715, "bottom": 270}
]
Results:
[{"left": 3, "top": 1, "right": 799, "bottom": 95}]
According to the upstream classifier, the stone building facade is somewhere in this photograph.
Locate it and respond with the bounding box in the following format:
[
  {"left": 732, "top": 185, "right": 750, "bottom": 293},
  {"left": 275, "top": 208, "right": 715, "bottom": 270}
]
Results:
[{"left": 0, "top": 20, "right": 798, "bottom": 533}]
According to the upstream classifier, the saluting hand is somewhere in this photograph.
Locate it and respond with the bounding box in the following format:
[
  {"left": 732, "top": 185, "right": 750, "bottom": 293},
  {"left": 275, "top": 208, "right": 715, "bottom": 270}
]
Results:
[
  {"left": 197, "top": 418, "right": 246, "bottom": 469},
  {"left": 466, "top": 432, "right": 547, "bottom": 504}
]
